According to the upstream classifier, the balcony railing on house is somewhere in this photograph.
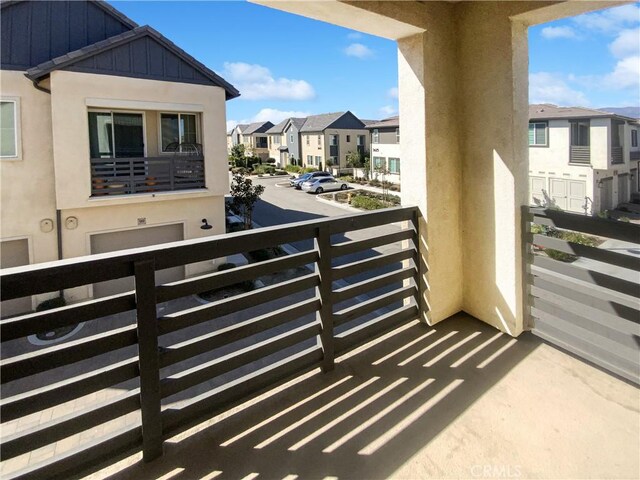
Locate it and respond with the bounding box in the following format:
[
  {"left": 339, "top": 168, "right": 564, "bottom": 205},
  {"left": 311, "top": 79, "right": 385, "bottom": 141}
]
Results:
[
  {"left": 611, "top": 146, "right": 623, "bottom": 164},
  {"left": 569, "top": 145, "right": 590, "bottom": 165},
  {"left": 90, "top": 155, "right": 205, "bottom": 197},
  {"left": 523, "top": 206, "right": 640, "bottom": 384},
  {"left": 0, "top": 207, "right": 420, "bottom": 479}
]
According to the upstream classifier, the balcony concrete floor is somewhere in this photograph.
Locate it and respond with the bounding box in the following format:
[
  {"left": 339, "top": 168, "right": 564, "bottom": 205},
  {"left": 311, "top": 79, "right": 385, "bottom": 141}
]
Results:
[{"left": 95, "top": 313, "right": 639, "bottom": 480}]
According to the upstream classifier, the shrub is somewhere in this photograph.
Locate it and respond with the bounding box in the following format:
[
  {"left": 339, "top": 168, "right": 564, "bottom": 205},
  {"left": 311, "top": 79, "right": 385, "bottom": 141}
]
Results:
[
  {"left": 303, "top": 167, "right": 318, "bottom": 173},
  {"left": 351, "top": 195, "right": 388, "bottom": 210},
  {"left": 231, "top": 167, "right": 248, "bottom": 175},
  {"left": 273, "top": 169, "right": 289, "bottom": 176},
  {"left": 253, "top": 164, "right": 276, "bottom": 175},
  {"left": 285, "top": 165, "right": 302, "bottom": 173},
  {"left": 618, "top": 216, "right": 631, "bottom": 222},
  {"left": 36, "top": 296, "right": 66, "bottom": 312},
  {"left": 266, "top": 158, "right": 276, "bottom": 164},
  {"left": 532, "top": 225, "right": 599, "bottom": 263},
  {"left": 369, "top": 179, "right": 381, "bottom": 187},
  {"left": 337, "top": 175, "right": 354, "bottom": 183}
]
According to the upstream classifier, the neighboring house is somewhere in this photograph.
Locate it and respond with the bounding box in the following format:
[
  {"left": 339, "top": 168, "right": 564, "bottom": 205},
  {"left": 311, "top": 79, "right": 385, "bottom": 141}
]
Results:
[
  {"left": 228, "top": 123, "right": 249, "bottom": 149},
  {"left": 528, "top": 104, "right": 639, "bottom": 215},
  {"left": 299, "top": 111, "right": 369, "bottom": 170},
  {"left": 266, "top": 117, "right": 306, "bottom": 167},
  {"left": 0, "top": 0, "right": 238, "bottom": 315},
  {"left": 238, "top": 121, "right": 274, "bottom": 160},
  {"left": 368, "top": 116, "right": 401, "bottom": 184}
]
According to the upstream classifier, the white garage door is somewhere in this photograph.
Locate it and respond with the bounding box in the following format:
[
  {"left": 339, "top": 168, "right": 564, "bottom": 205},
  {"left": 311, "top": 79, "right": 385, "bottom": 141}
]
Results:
[
  {"left": 1, "top": 239, "right": 32, "bottom": 317},
  {"left": 618, "top": 173, "right": 629, "bottom": 205},
  {"left": 530, "top": 176, "right": 546, "bottom": 206},
  {"left": 549, "top": 178, "right": 586, "bottom": 213},
  {"left": 90, "top": 224, "right": 185, "bottom": 298}
]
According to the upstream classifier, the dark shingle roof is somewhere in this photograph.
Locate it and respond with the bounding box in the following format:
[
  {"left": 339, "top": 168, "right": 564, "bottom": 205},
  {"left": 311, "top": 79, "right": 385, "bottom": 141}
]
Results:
[
  {"left": 266, "top": 117, "right": 307, "bottom": 134},
  {"left": 242, "top": 121, "right": 274, "bottom": 135},
  {"left": 530, "top": 104, "right": 636, "bottom": 122},
  {"left": 25, "top": 25, "right": 240, "bottom": 100},
  {"left": 300, "top": 112, "right": 346, "bottom": 132},
  {"left": 289, "top": 117, "right": 307, "bottom": 130}
]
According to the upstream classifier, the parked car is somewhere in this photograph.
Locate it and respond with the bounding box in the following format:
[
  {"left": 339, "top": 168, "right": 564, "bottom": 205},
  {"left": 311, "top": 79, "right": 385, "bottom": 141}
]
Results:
[
  {"left": 302, "top": 177, "right": 349, "bottom": 194},
  {"left": 290, "top": 171, "right": 332, "bottom": 189}
]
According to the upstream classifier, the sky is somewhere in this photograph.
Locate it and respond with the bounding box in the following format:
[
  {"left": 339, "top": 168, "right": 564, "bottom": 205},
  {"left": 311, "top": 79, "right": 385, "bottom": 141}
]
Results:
[{"left": 110, "top": 1, "right": 640, "bottom": 129}]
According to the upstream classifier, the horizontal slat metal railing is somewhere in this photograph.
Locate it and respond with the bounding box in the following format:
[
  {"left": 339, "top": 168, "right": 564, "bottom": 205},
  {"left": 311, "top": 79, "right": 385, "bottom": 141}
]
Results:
[
  {"left": 0, "top": 206, "right": 421, "bottom": 479},
  {"left": 90, "top": 155, "right": 205, "bottom": 197},
  {"left": 522, "top": 206, "right": 640, "bottom": 384},
  {"left": 569, "top": 145, "right": 590, "bottom": 164}
]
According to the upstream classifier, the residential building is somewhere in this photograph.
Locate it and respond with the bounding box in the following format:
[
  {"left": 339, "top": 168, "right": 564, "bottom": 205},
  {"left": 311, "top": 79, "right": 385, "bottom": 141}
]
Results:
[
  {"left": 228, "top": 123, "right": 249, "bottom": 149},
  {"left": 0, "top": 0, "right": 238, "bottom": 315},
  {"left": 368, "top": 116, "right": 401, "bottom": 183},
  {"left": 235, "top": 121, "right": 274, "bottom": 160},
  {"left": 528, "top": 104, "right": 640, "bottom": 214},
  {"left": 266, "top": 117, "right": 307, "bottom": 166},
  {"left": 299, "top": 111, "right": 369, "bottom": 170}
]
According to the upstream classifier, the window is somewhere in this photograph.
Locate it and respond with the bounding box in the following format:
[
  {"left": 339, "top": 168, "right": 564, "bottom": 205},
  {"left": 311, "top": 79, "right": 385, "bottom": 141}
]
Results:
[
  {"left": 396, "top": 128, "right": 400, "bottom": 143},
  {"left": 528, "top": 122, "right": 547, "bottom": 146},
  {"left": 330, "top": 156, "right": 338, "bottom": 165},
  {"left": 315, "top": 155, "right": 321, "bottom": 166},
  {"left": 317, "top": 135, "right": 321, "bottom": 146},
  {"left": 373, "top": 156, "right": 385, "bottom": 169},
  {"left": 0, "top": 100, "right": 19, "bottom": 158},
  {"left": 307, "top": 155, "right": 313, "bottom": 166},
  {"left": 306, "top": 136, "right": 310, "bottom": 146},
  {"left": 256, "top": 136, "right": 268, "bottom": 148},
  {"left": 388, "top": 157, "right": 400, "bottom": 174},
  {"left": 273, "top": 135, "right": 280, "bottom": 145},
  {"left": 346, "top": 135, "right": 351, "bottom": 142},
  {"left": 330, "top": 135, "right": 338, "bottom": 146},
  {"left": 89, "top": 111, "right": 144, "bottom": 158},
  {"left": 161, "top": 113, "right": 197, "bottom": 152},
  {"left": 290, "top": 134, "right": 294, "bottom": 143},
  {"left": 570, "top": 119, "right": 590, "bottom": 146},
  {"left": 633, "top": 129, "right": 638, "bottom": 147},
  {"left": 357, "top": 135, "right": 365, "bottom": 146}
]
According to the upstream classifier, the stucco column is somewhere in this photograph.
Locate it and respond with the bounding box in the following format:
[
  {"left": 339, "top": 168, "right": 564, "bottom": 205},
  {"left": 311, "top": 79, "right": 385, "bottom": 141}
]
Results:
[{"left": 399, "top": 3, "right": 529, "bottom": 335}]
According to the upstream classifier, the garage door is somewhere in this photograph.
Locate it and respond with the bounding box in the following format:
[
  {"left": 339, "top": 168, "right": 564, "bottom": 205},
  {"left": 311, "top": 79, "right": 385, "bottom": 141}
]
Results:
[
  {"left": 631, "top": 169, "right": 639, "bottom": 194},
  {"left": 549, "top": 178, "right": 586, "bottom": 214},
  {"left": 90, "top": 224, "right": 184, "bottom": 298},
  {"left": 1, "top": 239, "right": 32, "bottom": 317},
  {"left": 617, "top": 174, "right": 629, "bottom": 205},
  {"left": 530, "top": 176, "right": 546, "bottom": 206}
]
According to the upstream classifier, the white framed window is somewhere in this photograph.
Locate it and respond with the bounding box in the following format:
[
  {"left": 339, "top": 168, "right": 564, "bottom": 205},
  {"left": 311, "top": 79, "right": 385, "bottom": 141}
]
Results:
[
  {"left": 373, "top": 156, "right": 385, "bottom": 169},
  {"left": 315, "top": 155, "right": 321, "bottom": 166},
  {"left": 632, "top": 129, "right": 638, "bottom": 147},
  {"left": 396, "top": 128, "right": 400, "bottom": 143},
  {"left": 329, "top": 135, "right": 338, "bottom": 146},
  {"left": 307, "top": 155, "right": 312, "bottom": 166},
  {"left": 346, "top": 135, "right": 351, "bottom": 142},
  {"left": 372, "top": 129, "right": 379, "bottom": 143},
  {"left": 273, "top": 135, "right": 280, "bottom": 145},
  {"left": 1, "top": 98, "right": 21, "bottom": 159},
  {"left": 357, "top": 135, "right": 365, "bottom": 146},
  {"left": 317, "top": 135, "right": 321, "bottom": 146},
  {"left": 388, "top": 157, "right": 400, "bottom": 174},
  {"left": 528, "top": 122, "right": 548, "bottom": 146},
  {"left": 89, "top": 110, "right": 146, "bottom": 158},
  {"left": 306, "top": 135, "right": 310, "bottom": 146},
  {"left": 160, "top": 112, "right": 198, "bottom": 152},
  {"left": 290, "top": 134, "right": 294, "bottom": 143}
]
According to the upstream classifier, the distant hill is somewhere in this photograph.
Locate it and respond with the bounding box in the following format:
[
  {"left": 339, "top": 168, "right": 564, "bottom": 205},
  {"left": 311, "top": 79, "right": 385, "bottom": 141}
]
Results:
[{"left": 599, "top": 106, "right": 640, "bottom": 118}]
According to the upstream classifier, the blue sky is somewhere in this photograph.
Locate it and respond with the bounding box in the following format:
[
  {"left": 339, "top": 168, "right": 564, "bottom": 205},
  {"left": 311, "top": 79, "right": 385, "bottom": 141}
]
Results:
[{"left": 111, "top": 2, "right": 639, "bottom": 128}]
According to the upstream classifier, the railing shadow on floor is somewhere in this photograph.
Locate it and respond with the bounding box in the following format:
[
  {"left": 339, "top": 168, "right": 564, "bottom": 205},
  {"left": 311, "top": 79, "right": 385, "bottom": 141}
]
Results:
[{"left": 100, "top": 313, "right": 539, "bottom": 480}]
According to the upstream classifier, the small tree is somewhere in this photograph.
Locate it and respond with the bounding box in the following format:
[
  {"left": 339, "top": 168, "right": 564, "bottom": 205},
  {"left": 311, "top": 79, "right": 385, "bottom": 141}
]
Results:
[
  {"left": 230, "top": 144, "right": 246, "bottom": 168},
  {"left": 374, "top": 165, "right": 391, "bottom": 203},
  {"left": 230, "top": 173, "right": 265, "bottom": 230},
  {"left": 362, "top": 158, "right": 371, "bottom": 180},
  {"left": 346, "top": 151, "right": 365, "bottom": 168}
]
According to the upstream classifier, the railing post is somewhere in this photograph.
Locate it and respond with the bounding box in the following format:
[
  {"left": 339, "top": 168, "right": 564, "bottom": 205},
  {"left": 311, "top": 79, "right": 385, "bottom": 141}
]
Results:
[
  {"left": 315, "top": 225, "right": 334, "bottom": 372},
  {"left": 169, "top": 157, "right": 175, "bottom": 191},
  {"left": 134, "top": 259, "right": 163, "bottom": 461}
]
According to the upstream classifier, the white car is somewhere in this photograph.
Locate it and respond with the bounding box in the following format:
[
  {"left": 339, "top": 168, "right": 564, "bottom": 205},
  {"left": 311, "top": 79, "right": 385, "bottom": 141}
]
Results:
[{"left": 301, "top": 177, "right": 349, "bottom": 194}]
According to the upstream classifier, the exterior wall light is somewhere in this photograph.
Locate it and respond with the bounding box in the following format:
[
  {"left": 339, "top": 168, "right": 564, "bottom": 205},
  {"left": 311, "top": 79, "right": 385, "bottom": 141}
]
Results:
[{"left": 200, "top": 219, "right": 212, "bottom": 230}]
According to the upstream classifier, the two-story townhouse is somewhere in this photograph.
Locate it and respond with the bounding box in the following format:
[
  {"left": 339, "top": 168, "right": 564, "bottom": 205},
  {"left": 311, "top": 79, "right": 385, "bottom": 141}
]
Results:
[
  {"left": 528, "top": 104, "right": 638, "bottom": 215},
  {"left": 239, "top": 121, "right": 274, "bottom": 160},
  {"left": 228, "top": 123, "right": 249, "bottom": 151},
  {"left": 299, "top": 111, "right": 369, "bottom": 170},
  {"left": 0, "top": 0, "right": 239, "bottom": 316},
  {"left": 266, "top": 117, "right": 307, "bottom": 166},
  {"left": 368, "top": 116, "right": 401, "bottom": 184}
]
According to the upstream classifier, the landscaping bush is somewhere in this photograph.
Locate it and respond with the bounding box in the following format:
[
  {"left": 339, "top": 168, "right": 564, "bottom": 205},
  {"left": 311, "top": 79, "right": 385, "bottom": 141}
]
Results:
[
  {"left": 273, "top": 169, "right": 289, "bottom": 176},
  {"left": 253, "top": 164, "right": 276, "bottom": 175},
  {"left": 231, "top": 167, "right": 248, "bottom": 175},
  {"left": 531, "top": 223, "right": 599, "bottom": 262},
  {"left": 303, "top": 167, "right": 318, "bottom": 173},
  {"left": 351, "top": 195, "right": 388, "bottom": 210},
  {"left": 337, "top": 175, "right": 354, "bottom": 183},
  {"left": 285, "top": 165, "right": 302, "bottom": 173},
  {"left": 36, "top": 296, "right": 66, "bottom": 311},
  {"left": 266, "top": 158, "right": 277, "bottom": 164}
]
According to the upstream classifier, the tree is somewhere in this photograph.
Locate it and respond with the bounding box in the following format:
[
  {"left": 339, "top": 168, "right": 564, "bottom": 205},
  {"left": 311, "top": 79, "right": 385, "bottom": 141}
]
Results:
[
  {"left": 230, "top": 173, "right": 265, "bottom": 230},
  {"left": 229, "top": 144, "right": 246, "bottom": 168},
  {"left": 374, "top": 164, "right": 391, "bottom": 203},
  {"left": 346, "top": 150, "right": 365, "bottom": 168}
]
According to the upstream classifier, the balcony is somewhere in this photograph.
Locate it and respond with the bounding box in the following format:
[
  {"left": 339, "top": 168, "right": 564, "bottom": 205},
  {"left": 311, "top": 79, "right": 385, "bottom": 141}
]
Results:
[
  {"left": 569, "top": 145, "right": 590, "bottom": 165},
  {"left": 1, "top": 206, "right": 639, "bottom": 479},
  {"left": 90, "top": 155, "right": 205, "bottom": 197},
  {"left": 611, "top": 146, "right": 623, "bottom": 165}
]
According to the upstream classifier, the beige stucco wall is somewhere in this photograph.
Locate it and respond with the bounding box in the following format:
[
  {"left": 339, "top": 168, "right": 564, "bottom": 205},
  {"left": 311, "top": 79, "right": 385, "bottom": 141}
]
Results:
[
  {"left": 60, "top": 195, "right": 225, "bottom": 302},
  {"left": 0, "top": 71, "right": 58, "bottom": 273},
  {"left": 49, "top": 70, "right": 229, "bottom": 210},
  {"left": 268, "top": 133, "right": 284, "bottom": 160},
  {"left": 590, "top": 117, "right": 610, "bottom": 170},
  {"left": 300, "top": 133, "right": 325, "bottom": 166},
  {"left": 323, "top": 129, "right": 370, "bottom": 168}
]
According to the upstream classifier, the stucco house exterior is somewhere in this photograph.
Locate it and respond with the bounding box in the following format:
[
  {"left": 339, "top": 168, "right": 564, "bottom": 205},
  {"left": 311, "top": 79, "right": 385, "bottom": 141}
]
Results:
[
  {"left": 266, "top": 117, "right": 306, "bottom": 167},
  {"left": 234, "top": 121, "right": 274, "bottom": 160},
  {"left": 299, "top": 111, "right": 369, "bottom": 170},
  {"left": 529, "top": 104, "right": 640, "bottom": 214},
  {"left": 0, "top": 0, "right": 239, "bottom": 315},
  {"left": 368, "top": 116, "right": 401, "bottom": 184}
]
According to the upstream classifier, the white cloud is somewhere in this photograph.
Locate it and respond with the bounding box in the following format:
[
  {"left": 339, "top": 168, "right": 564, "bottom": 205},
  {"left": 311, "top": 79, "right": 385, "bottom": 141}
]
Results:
[
  {"left": 344, "top": 43, "right": 374, "bottom": 59},
  {"left": 604, "top": 56, "right": 640, "bottom": 90},
  {"left": 609, "top": 28, "right": 640, "bottom": 59},
  {"left": 529, "top": 72, "right": 590, "bottom": 106},
  {"left": 226, "top": 120, "right": 238, "bottom": 132},
  {"left": 223, "top": 62, "right": 315, "bottom": 101},
  {"left": 572, "top": 5, "right": 640, "bottom": 34},
  {"left": 379, "top": 105, "right": 397, "bottom": 116},
  {"left": 541, "top": 26, "right": 578, "bottom": 39},
  {"left": 387, "top": 87, "right": 399, "bottom": 99},
  {"left": 347, "top": 32, "right": 363, "bottom": 40}
]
